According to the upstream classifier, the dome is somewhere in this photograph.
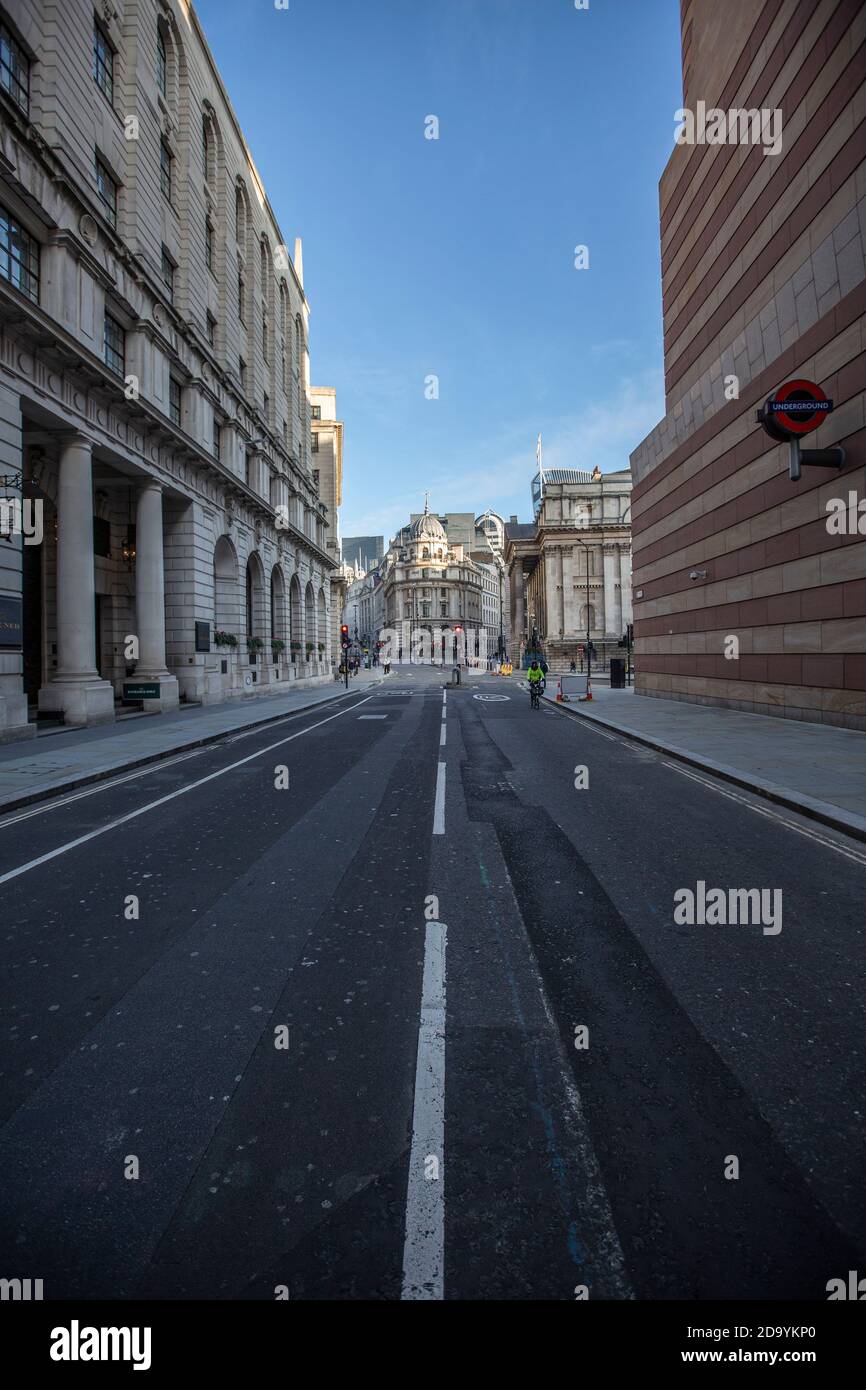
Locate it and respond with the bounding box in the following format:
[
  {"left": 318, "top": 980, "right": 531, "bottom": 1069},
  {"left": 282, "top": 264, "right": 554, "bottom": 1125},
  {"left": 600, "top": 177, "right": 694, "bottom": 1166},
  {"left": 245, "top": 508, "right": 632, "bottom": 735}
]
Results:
[{"left": 410, "top": 507, "right": 447, "bottom": 542}]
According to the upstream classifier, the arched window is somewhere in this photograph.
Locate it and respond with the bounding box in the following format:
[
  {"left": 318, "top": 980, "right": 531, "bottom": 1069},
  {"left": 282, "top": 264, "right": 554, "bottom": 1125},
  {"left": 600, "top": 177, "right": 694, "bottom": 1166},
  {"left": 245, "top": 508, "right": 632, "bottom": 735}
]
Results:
[
  {"left": 202, "top": 112, "right": 217, "bottom": 185},
  {"left": 280, "top": 282, "right": 288, "bottom": 339},
  {"left": 213, "top": 535, "right": 239, "bottom": 635},
  {"left": 235, "top": 185, "right": 246, "bottom": 247},
  {"left": 155, "top": 13, "right": 181, "bottom": 114},
  {"left": 157, "top": 26, "right": 167, "bottom": 98}
]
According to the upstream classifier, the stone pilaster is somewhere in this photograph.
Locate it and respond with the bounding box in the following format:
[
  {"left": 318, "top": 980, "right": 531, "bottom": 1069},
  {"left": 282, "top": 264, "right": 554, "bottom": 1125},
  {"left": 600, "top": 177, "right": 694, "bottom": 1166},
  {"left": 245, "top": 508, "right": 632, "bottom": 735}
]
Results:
[{"left": 38, "top": 434, "right": 114, "bottom": 727}]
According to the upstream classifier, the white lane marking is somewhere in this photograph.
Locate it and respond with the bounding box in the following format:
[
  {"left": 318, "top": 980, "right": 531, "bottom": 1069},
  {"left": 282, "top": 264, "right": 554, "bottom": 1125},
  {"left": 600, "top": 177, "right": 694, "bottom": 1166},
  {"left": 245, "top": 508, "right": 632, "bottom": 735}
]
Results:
[
  {"left": 358, "top": 715, "right": 388, "bottom": 720},
  {"left": 402, "top": 918, "right": 447, "bottom": 1301},
  {"left": 0, "top": 748, "right": 208, "bottom": 828},
  {"left": 663, "top": 761, "right": 866, "bottom": 868},
  {"left": 439, "top": 724, "right": 446, "bottom": 747},
  {"left": 433, "top": 762, "right": 446, "bottom": 836},
  {"left": 0, "top": 695, "right": 378, "bottom": 886},
  {"left": 0, "top": 692, "right": 370, "bottom": 827}
]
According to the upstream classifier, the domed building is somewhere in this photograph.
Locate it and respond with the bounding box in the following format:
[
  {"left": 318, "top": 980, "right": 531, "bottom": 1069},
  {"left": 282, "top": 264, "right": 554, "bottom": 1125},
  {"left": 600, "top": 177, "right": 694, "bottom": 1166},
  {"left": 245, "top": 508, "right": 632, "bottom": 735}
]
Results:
[{"left": 380, "top": 499, "right": 487, "bottom": 662}]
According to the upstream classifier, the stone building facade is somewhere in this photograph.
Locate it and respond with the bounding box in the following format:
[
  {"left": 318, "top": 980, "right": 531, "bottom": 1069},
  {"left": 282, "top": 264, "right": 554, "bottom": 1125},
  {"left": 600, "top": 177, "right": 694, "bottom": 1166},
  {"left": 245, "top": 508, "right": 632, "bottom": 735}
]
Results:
[
  {"left": 504, "top": 467, "right": 633, "bottom": 668},
  {"left": 630, "top": 0, "right": 866, "bottom": 728},
  {"left": 310, "top": 386, "right": 346, "bottom": 667},
  {"left": 380, "top": 504, "right": 489, "bottom": 662},
  {"left": 0, "top": 0, "right": 339, "bottom": 742}
]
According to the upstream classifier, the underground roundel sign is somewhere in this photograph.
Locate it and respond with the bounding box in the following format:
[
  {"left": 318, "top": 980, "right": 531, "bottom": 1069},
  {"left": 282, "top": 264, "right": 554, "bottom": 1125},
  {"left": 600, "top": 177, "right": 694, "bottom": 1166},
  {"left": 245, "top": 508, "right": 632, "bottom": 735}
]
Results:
[{"left": 758, "top": 379, "right": 833, "bottom": 442}]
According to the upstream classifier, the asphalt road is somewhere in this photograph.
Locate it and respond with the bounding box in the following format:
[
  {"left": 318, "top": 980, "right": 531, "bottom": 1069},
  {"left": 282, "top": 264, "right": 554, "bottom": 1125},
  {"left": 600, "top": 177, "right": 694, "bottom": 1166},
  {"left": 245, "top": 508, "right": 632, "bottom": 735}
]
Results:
[{"left": 0, "top": 663, "right": 863, "bottom": 1300}]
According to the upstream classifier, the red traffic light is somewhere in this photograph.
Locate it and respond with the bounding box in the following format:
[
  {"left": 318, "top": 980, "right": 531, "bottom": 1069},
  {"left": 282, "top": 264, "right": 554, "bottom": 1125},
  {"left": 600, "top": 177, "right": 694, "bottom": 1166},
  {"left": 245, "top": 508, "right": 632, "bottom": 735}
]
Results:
[
  {"left": 453, "top": 625, "right": 463, "bottom": 633},
  {"left": 340, "top": 625, "right": 349, "bottom": 636}
]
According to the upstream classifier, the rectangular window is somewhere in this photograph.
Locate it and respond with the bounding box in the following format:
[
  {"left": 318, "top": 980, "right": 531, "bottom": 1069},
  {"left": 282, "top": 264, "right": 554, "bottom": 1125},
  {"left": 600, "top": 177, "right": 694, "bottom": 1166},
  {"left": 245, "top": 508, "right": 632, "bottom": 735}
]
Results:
[
  {"left": 213, "top": 417, "right": 221, "bottom": 460},
  {"left": 169, "top": 377, "right": 181, "bottom": 426},
  {"left": 205, "top": 220, "right": 213, "bottom": 272},
  {"left": 103, "top": 311, "right": 124, "bottom": 376},
  {"left": 244, "top": 451, "right": 251, "bottom": 487},
  {"left": 0, "top": 204, "right": 39, "bottom": 303},
  {"left": 160, "top": 139, "right": 172, "bottom": 200},
  {"left": 94, "top": 155, "right": 117, "bottom": 228},
  {"left": 440, "top": 603, "right": 447, "bottom": 617},
  {"left": 160, "top": 246, "right": 174, "bottom": 301},
  {"left": 93, "top": 20, "right": 113, "bottom": 103},
  {"left": 282, "top": 420, "right": 288, "bottom": 448},
  {"left": 156, "top": 26, "right": 166, "bottom": 98},
  {"left": 239, "top": 357, "right": 246, "bottom": 391},
  {"left": 206, "top": 310, "right": 216, "bottom": 346},
  {"left": 262, "top": 313, "right": 268, "bottom": 362},
  {"left": 238, "top": 271, "right": 245, "bottom": 322},
  {"left": 311, "top": 405, "right": 321, "bottom": 420},
  {"left": 0, "top": 17, "right": 30, "bottom": 114},
  {"left": 263, "top": 391, "right": 270, "bottom": 419},
  {"left": 312, "top": 469, "right": 319, "bottom": 493},
  {"left": 311, "top": 431, "right": 319, "bottom": 453}
]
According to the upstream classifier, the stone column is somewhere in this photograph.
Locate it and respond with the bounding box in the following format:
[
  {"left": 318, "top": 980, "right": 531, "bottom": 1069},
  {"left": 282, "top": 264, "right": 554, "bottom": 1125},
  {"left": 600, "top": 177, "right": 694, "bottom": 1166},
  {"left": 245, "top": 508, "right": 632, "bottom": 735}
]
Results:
[
  {"left": 133, "top": 481, "right": 179, "bottom": 710},
  {"left": 39, "top": 433, "right": 114, "bottom": 726},
  {"left": 603, "top": 544, "right": 619, "bottom": 637},
  {"left": 0, "top": 382, "right": 33, "bottom": 741},
  {"left": 620, "top": 546, "right": 633, "bottom": 628},
  {"left": 510, "top": 563, "right": 524, "bottom": 662}
]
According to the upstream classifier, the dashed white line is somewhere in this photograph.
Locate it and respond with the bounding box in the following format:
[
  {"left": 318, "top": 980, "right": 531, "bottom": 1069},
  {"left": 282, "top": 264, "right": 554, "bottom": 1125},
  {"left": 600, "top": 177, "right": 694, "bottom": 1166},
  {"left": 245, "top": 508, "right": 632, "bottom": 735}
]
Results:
[
  {"left": 401, "top": 917, "right": 447, "bottom": 1300},
  {"left": 433, "top": 762, "right": 446, "bottom": 835},
  {"left": 0, "top": 695, "right": 378, "bottom": 886}
]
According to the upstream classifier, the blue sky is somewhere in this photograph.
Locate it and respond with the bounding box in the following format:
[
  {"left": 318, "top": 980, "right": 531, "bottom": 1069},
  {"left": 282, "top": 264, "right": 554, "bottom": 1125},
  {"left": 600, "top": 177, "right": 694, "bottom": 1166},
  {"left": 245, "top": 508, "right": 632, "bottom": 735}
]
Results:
[{"left": 195, "top": 0, "right": 682, "bottom": 541}]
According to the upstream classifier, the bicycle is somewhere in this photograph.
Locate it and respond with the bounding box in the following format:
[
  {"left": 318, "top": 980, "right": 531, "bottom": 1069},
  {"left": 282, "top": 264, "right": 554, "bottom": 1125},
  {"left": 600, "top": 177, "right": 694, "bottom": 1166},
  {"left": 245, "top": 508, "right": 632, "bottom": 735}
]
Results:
[{"left": 529, "top": 679, "right": 545, "bottom": 709}]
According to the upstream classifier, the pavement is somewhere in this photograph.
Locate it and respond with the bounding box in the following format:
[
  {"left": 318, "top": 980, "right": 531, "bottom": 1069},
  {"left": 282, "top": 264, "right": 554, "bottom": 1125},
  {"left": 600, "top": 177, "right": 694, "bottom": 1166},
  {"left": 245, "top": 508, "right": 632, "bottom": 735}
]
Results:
[
  {"left": 0, "top": 670, "right": 383, "bottom": 813},
  {"left": 0, "top": 662, "right": 864, "bottom": 1300},
  {"left": 543, "top": 680, "right": 866, "bottom": 842}
]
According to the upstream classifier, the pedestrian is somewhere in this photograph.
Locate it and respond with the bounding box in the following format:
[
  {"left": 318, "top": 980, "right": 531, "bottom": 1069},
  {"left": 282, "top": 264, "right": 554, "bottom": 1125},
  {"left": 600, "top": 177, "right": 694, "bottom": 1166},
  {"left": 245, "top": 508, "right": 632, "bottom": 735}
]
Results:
[{"left": 570, "top": 659, "right": 576, "bottom": 673}]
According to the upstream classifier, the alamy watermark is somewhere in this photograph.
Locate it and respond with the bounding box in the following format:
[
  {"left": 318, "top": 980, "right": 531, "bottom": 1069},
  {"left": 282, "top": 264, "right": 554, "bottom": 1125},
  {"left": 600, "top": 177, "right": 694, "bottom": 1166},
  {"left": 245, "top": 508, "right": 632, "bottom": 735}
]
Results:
[
  {"left": 378, "top": 622, "right": 491, "bottom": 666},
  {"left": 673, "top": 881, "right": 782, "bottom": 935},
  {"left": 0, "top": 497, "right": 43, "bottom": 545},
  {"left": 674, "top": 101, "right": 782, "bottom": 157}
]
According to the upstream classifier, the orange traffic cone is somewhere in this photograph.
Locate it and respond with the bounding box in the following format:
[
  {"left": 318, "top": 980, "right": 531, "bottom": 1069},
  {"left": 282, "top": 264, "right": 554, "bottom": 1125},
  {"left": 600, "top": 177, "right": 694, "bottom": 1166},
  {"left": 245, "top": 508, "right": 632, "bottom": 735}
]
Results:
[{"left": 585, "top": 676, "right": 593, "bottom": 701}]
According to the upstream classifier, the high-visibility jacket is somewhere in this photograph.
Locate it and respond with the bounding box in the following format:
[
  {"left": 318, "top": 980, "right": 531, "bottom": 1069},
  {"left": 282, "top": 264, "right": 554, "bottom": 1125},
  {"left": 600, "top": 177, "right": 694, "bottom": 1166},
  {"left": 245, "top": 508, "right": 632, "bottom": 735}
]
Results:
[{"left": 527, "top": 666, "right": 544, "bottom": 683}]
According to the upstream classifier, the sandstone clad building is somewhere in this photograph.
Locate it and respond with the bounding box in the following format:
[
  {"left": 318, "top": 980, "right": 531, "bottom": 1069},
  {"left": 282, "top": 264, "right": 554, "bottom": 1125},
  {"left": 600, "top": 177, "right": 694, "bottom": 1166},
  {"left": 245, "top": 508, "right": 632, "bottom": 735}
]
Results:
[
  {"left": 504, "top": 467, "right": 633, "bottom": 669},
  {"left": 630, "top": 0, "right": 866, "bottom": 728},
  {"left": 0, "top": 0, "right": 339, "bottom": 743}
]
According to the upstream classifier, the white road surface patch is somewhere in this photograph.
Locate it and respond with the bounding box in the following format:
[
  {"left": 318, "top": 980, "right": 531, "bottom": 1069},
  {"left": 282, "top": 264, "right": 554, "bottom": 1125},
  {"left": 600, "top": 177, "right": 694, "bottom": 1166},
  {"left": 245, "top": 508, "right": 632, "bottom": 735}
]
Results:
[
  {"left": 433, "top": 762, "right": 446, "bottom": 835},
  {"left": 0, "top": 695, "right": 379, "bottom": 886},
  {"left": 358, "top": 715, "right": 388, "bottom": 720},
  {"left": 402, "top": 918, "right": 447, "bottom": 1300}
]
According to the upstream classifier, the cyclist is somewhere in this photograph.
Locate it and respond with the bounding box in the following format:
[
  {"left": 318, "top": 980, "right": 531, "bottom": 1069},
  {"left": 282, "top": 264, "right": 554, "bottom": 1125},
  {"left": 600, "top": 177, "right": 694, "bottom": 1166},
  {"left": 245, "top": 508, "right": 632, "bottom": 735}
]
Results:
[{"left": 527, "top": 659, "right": 545, "bottom": 708}]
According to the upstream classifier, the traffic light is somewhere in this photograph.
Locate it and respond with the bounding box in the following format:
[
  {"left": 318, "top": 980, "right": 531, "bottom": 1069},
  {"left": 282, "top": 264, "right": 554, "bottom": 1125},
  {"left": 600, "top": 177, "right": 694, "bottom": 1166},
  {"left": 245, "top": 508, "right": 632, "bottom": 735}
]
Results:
[
  {"left": 340, "top": 624, "right": 349, "bottom": 647},
  {"left": 453, "top": 624, "right": 463, "bottom": 634}
]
